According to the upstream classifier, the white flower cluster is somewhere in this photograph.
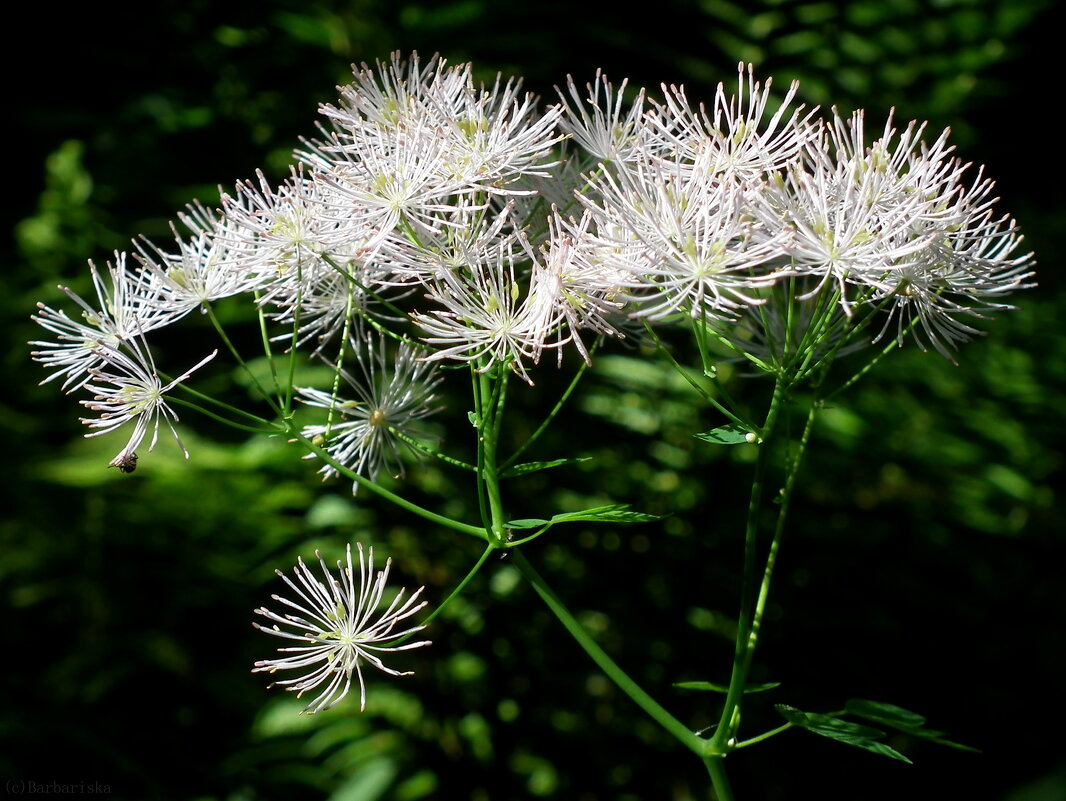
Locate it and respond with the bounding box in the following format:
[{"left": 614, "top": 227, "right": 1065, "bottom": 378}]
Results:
[
  {"left": 30, "top": 52, "right": 1035, "bottom": 716},
  {"left": 31, "top": 52, "right": 1033, "bottom": 473},
  {"left": 563, "top": 65, "right": 1034, "bottom": 360}
]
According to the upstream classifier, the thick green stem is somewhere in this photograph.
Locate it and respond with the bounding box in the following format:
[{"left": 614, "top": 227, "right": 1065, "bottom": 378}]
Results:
[
  {"left": 513, "top": 552, "right": 703, "bottom": 755},
  {"left": 741, "top": 402, "right": 817, "bottom": 684},
  {"left": 476, "top": 366, "right": 699, "bottom": 752},
  {"left": 477, "top": 369, "right": 509, "bottom": 544},
  {"left": 471, "top": 367, "right": 494, "bottom": 536},
  {"left": 709, "top": 377, "right": 789, "bottom": 755},
  {"left": 705, "top": 756, "right": 736, "bottom": 801}
]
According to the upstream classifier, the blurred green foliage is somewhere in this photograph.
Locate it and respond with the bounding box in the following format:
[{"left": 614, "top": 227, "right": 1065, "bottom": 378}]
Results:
[{"left": 5, "top": 1, "right": 1064, "bottom": 800}]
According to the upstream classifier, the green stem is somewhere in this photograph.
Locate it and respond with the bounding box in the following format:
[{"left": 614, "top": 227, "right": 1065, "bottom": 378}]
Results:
[
  {"left": 513, "top": 551, "right": 703, "bottom": 755},
  {"left": 740, "top": 401, "right": 817, "bottom": 693},
  {"left": 253, "top": 292, "right": 282, "bottom": 402},
  {"left": 319, "top": 292, "right": 358, "bottom": 442},
  {"left": 733, "top": 722, "right": 793, "bottom": 750},
  {"left": 167, "top": 396, "right": 276, "bottom": 435},
  {"left": 391, "top": 428, "right": 477, "bottom": 471},
  {"left": 387, "top": 544, "right": 496, "bottom": 647},
  {"left": 705, "top": 756, "right": 736, "bottom": 801},
  {"left": 709, "top": 377, "right": 789, "bottom": 755},
  {"left": 644, "top": 323, "right": 750, "bottom": 429},
  {"left": 478, "top": 368, "right": 508, "bottom": 544},
  {"left": 821, "top": 322, "right": 912, "bottom": 402},
  {"left": 286, "top": 427, "right": 488, "bottom": 541},
  {"left": 420, "top": 543, "right": 495, "bottom": 629},
  {"left": 501, "top": 355, "right": 591, "bottom": 471},
  {"left": 471, "top": 366, "right": 493, "bottom": 536},
  {"left": 282, "top": 300, "right": 302, "bottom": 417},
  {"left": 202, "top": 302, "right": 283, "bottom": 418},
  {"left": 169, "top": 380, "right": 277, "bottom": 429}
]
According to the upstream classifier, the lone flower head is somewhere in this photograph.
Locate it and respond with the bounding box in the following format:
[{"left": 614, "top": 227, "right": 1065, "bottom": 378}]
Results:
[
  {"left": 78, "top": 336, "right": 216, "bottom": 469},
  {"left": 298, "top": 335, "right": 442, "bottom": 492},
  {"left": 253, "top": 543, "right": 430, "bottom": 714}
]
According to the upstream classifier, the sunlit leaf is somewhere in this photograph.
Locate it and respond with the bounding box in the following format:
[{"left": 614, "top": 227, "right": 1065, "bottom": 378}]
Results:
[
  {"left": 551, "top": 504, "right": 662, "bottom": 524},
  {"left": 695, "top": 425, "right": 753, "bottom": 445},
  {"left": 505, "top": 518, "right": 550, "bottom": 530}
]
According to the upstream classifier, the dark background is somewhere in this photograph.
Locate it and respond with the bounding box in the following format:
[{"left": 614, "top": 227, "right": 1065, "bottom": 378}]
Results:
[{"left": 5, "top": 2, "right": 1063, "bottom": 799}]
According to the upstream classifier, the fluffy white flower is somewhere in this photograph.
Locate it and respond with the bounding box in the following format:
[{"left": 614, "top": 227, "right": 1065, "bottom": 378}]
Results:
[
  {"left": 412, "top": 232, "right": 561, "bottom": 383},
  {"left": 298, "top": 336, "right": 442, "bottom": 489},
  {"left": 558, "top": 70, "right": 648, "bottom": 166},
  {"left": 644, "top": 62, "right": 815, "bottom": 183},
  {"left": 78, "top": 335, "right": 216, "bottom": 469},
  {"left": 253, "top": 543, "right": 430, "bottom": 714},
  {"left": 134, "top": 204, "right": 263, "bottom": 315},
  {"left": 309, "top": 119, "right": 474, "bottom": 237},
  {"left": 757, "top": 109, "right": 1035, "bottom": 356},
  {"left": 526, "top": 209, "right": 631, "bottom": 363},
  {"left": 579, "top": 158, "right": 786, "bottom": 321},
  {"left": 318, "top": 52, "right": 563, "bottom": 195},
  {"left": 31, "top": 253, "right": 179, "bottom": 392}
]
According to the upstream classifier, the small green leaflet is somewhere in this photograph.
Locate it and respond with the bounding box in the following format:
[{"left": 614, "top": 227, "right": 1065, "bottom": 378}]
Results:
[
  {"left": 695, "top": 424, "right": 753, "bottom": 445},
  {"left": 845, "top": 699, "right": 980, "bottom": 753},
  {"left": 553, "top": 505, "right": 661, "bottom": 524},
  {"left": 775, "top": 704, "right": 912, "bottom": 763},
  {"left": 673, "top": 681, "right": 780, "bottom": 694},
  {"left": 500, "top": 457, "right": 591, "bottom": 479},
  {"left": 505, "top": 504, "right": 662, "bottom": 531},
  {"left": 504, "top": 518, "right": 551, "bottom": 530}
]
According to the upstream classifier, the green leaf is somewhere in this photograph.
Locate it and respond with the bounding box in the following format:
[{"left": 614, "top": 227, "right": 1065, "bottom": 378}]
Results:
[
  {"left": 505, "top": 504, "right": 660, "bottom": 533},
  {"left": 695, "top": 424, "right": 754, "bottom": 445},
  {"left": 908, "top": 732, "right": 981, "bottom": 753},
  {"left": 845, "top": 699, "right": 980, "bottom": 753},
  {"left": 674, "top": 681, "right": 780, "bottom": 694},
  {"left": 674, "top": 681, "right": 729, "bottom": 692},
  {"left": 845, "top": 699, "right": 926, "bottom": 729},
  {"left": 500, "top": 457, "right": 591, "bottom": 479},
  {"left": 551, "top": 504, "right": 662, "bottom": 524},
  {"left": 504, "top": 518, "right": 550, "bottom": 530},
  {"left": 775, "top": 704, "right": 912, "bottom": 763}
]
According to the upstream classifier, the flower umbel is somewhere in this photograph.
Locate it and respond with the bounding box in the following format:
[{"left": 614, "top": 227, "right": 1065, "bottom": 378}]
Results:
[{"left": 253, "top": 543, "right": 430, "bottom": 714}]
